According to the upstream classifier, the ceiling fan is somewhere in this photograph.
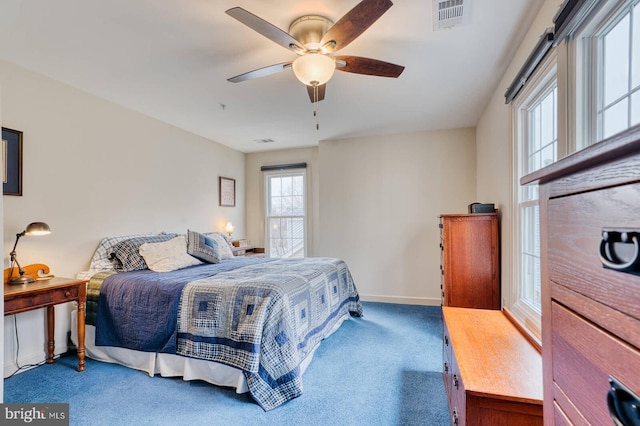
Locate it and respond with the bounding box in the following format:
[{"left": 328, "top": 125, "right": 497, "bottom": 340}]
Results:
[{"left": 225, "top": 0, "right": 405, "bottom": 103}]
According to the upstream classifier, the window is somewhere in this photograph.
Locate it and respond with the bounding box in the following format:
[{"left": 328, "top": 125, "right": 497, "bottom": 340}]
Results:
[
  {"left": 511, "top": 54, "right": 558, "bottom": 337},
  {"left": 521, "top": 84, "right": 558, "bottom": 310},
  {"left": 574, "top": 0, "right": 640, "bottom": 147},
  {"left": 506, "top": 0, "right": 640, "bottom": 342},
  {"left": 265, "top": 170, "right": 306, "bottom": 258}
]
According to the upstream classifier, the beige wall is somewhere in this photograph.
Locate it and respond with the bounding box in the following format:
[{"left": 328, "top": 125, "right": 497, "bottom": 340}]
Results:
[
  {"left": 475, "top": 0, "right": 562, "bottom": 308},
  {"left": 318, "top": 129, "right": 476, "bottom": 305},
  {"left": 245, "top": 147, "right": 319, "bottom": 255},
  {"left": 1, "top": 60, "right": 245, "bottom": 374},
  {"left": 245, "top": 131, "right": 477, "bottom": 306}
]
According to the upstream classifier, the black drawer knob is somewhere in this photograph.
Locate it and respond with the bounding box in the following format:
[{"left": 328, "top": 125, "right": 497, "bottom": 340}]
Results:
[
  {"left": 607, "top": 375, "right": 640, "bottom": 426},
  {"left": 599, "top": 229, "right": 640, "bottom": 273}
]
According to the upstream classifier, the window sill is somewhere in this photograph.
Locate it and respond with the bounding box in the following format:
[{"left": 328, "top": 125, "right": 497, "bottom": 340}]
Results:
[{"left": 503, "top": 307, "right": 542, "bottom": 353}]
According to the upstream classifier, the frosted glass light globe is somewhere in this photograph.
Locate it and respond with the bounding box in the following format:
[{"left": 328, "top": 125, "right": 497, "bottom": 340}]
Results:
[{"left": 292, "top": 53, "right": 336, "bottom": 86}]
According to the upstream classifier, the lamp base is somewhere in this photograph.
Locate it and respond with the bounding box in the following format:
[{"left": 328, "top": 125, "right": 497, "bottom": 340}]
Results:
[{"left": 8, "top": 274, "right": 35, "bottom": 285}]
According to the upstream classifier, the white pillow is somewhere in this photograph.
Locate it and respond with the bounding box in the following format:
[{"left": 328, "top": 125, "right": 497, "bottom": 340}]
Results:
[{"left": 139, "top": 235, "right": 202, "bottom": 272}]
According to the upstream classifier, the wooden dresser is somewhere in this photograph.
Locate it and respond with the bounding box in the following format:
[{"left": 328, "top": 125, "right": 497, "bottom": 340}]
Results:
[
  {"left": 442, "top": 307, "right": 543, "bottom": 425},
  {"left": 522, "top": 125, "right": 640, "bottom": 425},
  {"left": 440, "top": 213, "right": 500, "bottom": 309}
]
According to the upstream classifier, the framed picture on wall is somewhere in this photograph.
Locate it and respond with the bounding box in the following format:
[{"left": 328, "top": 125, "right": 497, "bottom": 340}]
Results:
[
  {"left": 219, "top": 176, "right": 235, "bottom": 207},
  {"left": 2, "top": 127, "right": 23, "bottom": 196}
]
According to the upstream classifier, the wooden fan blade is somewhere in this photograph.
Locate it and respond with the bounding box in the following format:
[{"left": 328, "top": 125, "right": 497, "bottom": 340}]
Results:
[
  {"left": 334, "top": 56, "right": 404, "bottom": 78},
  {"left": 226, "top": 7, "right": 305, "bottom": 52},
  {"left": 227, "top": 62, "right": 292, "bottom": 83},
  {"left": 320, "top": 0, "right": 393, "bottom": 52},
  {"left": 306, "top": 84, "right": 326, "bottom": 103}
]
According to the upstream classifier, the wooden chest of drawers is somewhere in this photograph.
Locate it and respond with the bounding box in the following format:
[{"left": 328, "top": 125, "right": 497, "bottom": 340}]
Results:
[
  {"left": 523, "top": 125, "right": 640, "bottom": 425},
  {"left": 442, "top": 307, "right": 543, "bottom": 425},
  {"left": 440, "top": 213, "right": 500, "bottom": 310}
]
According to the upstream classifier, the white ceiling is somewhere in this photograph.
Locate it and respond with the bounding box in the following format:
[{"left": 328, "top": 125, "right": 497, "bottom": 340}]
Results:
[{"left": 0, "top": 0, "right": 544, "bottom": 153}]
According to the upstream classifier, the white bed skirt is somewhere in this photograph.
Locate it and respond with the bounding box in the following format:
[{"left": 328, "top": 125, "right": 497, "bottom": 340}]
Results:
[{"left": 71, "top": 310, "right": 347, "bottom": 394}]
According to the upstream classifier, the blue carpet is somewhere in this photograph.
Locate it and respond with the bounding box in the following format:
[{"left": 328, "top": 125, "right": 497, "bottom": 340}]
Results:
[{"left": 4, "top": 302, "right": 450, "bottom": 425}]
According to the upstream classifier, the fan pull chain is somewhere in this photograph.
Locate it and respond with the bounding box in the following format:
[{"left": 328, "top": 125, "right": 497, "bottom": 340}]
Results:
[{"left": 313, "top": 86, "right": 318, "bottom": 130}]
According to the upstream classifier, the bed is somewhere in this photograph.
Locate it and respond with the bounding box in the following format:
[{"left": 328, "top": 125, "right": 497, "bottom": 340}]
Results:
[{"left": 73, "top": 231, "right": 363, "bottom": 411}]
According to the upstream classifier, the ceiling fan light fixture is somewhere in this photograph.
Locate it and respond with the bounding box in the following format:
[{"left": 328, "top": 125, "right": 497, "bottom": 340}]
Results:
[
  {"left": 226, "top": 3, "right": 404, "bottom": 103},
  {"left": 292, "top": 53, "right": 336, "bottom": 86}
]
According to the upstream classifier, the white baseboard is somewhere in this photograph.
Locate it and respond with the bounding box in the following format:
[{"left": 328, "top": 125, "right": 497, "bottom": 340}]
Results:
[
  {"left": 4, "top": 308, "right": 72, "bottom": 377},
  {"left": 359, "top": 294, "right": 442, "bottom": 306},
  {"left": 4, "top": 350, "right": 45, "bottom": 377},
  {"left": 4, "top": 346, "right": 68, "bottom": 377}
]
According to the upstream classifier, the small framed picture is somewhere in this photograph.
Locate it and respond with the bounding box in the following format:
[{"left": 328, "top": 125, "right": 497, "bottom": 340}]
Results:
[
  {"left": 2, "top": 127, "right": 23, "bottom": 196},
  {"left": 219, "top": 176, "right": 236, "bottom": 207}
]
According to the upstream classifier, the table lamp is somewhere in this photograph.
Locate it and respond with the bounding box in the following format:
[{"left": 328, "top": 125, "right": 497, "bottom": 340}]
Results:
[
  {"left": 8, "top": 221, "right": 51, "bottom": 285},
  {"left": 225, "top": 221, "right": 235, "bottom": 238}
]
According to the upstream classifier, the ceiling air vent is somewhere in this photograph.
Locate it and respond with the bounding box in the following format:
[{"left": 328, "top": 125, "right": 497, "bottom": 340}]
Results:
[
  {"left": 254, "top": 138, "right": 276, "bottom": 144},
  {"left": 433, "top": 0, "right": 471, "bottom": 31}
]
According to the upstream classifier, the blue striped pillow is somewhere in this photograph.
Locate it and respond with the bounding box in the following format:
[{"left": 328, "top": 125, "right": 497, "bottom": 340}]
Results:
[{"left": 187, "top": 230, "right": 221, "bottom": 264}]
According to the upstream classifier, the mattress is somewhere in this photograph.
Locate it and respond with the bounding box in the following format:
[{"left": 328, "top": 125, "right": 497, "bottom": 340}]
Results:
[{"left": 71, "top": 309, "right": 347, "bottom": 394}]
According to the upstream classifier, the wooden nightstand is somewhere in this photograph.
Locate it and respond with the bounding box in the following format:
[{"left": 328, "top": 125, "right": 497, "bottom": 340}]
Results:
[{"left": 4, "top": 264, "right": 87, "bottom": 372}]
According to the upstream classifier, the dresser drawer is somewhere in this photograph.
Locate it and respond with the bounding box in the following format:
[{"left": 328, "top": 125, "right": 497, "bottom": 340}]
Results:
[
  {"left": 449, "top": 351, "right": 466, "bottom": 426},
  {"left": 552, "top": 401, "right": 575, "bottom": 426},
  {"left": 548, "top": 182, "right": 640, "bottom": 321},
  {"left": 443, "top": 322, "right": 453, "bottom": 401},
  {"left": 551, "top": 302, "right": 640, "bottom": 425},
  {"left": 5, "top": 285, "right": 80, "bottom": 314},
  {"left": 443, "top": 314, "right": 467, "bottom": 426}
]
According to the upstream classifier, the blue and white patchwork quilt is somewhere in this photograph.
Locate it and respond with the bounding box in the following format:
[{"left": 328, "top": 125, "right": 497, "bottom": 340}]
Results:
[
  {"left": 92, "top": 257, "right": 362, "bottom": 411},
  {"left": 176, "top": 257, "right": 362, "bottom": 410}
]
